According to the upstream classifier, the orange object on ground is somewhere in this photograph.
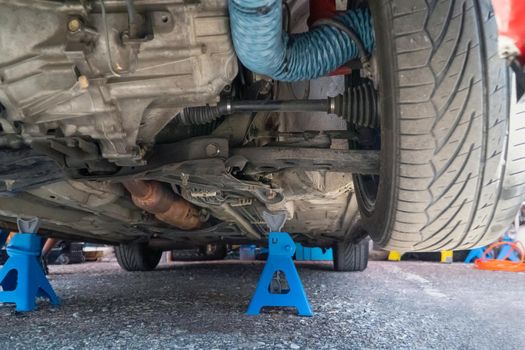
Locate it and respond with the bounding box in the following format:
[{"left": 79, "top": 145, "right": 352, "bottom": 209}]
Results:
[{"left": 474, "top": 241, "right": 525, "bottom": 272}]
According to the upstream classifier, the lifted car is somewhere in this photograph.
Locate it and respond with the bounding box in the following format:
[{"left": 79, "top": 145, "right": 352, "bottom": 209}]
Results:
[{"left": 0, "top": 0, "right": 524, "bottom": 272}]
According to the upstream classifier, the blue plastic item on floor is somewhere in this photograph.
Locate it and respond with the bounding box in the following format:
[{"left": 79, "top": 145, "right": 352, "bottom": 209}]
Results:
[
  {"left": 295, "top": 244, "right": 333, "bottom": 261},
  {"left": 246, "top": 212, "right": 313, "bottom": 317},
  {"left": 0, "top": 218, "right": 59, "bottom": 312},
  {"left": 239, "top": 244, "right": 257, "bottom": 261}
]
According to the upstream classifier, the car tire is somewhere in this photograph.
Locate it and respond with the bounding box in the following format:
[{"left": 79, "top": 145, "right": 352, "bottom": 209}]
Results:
[
  {"left": 115, "top": 243, "right": 162, "bottom": 271},
  {"left": 333, "top": 238, "right": 369, "bottom": 272},
  {"left": 356, "top": 0, "right": 525, "bottom": 252}
]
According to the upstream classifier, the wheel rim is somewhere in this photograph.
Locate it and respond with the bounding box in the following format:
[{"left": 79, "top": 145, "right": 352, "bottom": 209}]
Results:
[
  {"left": 351, "top": 104, "right": 381, "bottom": 215},
  {"left": 355, "top": 173, "right": 379, "bottom": 212}
]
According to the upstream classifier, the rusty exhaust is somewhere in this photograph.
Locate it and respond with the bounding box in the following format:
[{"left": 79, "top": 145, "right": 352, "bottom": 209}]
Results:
[{"left": 122, "top": 179, "right": 201, "bottom": 230}]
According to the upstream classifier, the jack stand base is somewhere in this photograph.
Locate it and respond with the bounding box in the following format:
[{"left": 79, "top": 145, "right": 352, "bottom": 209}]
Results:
[
  {"left": 246, "top": 232, "right": 313, "bottom": 317},
  {"left": 464, "top": 247, "right": 491, "bottom": 263},
  {"left": 497, "top": 235, "right": 521, "bottom": 262},
  {"left": 0, "top": 218, "right": 59, "bottom": 312},
  {"left": 497, "top": 245, "right": 521, "bottom": 262}
]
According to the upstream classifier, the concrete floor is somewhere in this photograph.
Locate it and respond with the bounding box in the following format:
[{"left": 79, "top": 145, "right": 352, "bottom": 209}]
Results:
[{"left": 0, "top": 260, "right": 524, "bottom": 349}]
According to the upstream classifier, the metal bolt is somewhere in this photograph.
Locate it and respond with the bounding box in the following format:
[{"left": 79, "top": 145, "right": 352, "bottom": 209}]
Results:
[
  {"left": 259, "top": 80, "right": 272, "bottom": 95},
  {"left": 205, "top": 143, "right": 220, "bottom": 157},
  {"left": 67, "top": 18, "right": 82, "bottom": 32},
  {"left": 181, "top": 173, "right": 189, "bottom": 187}
]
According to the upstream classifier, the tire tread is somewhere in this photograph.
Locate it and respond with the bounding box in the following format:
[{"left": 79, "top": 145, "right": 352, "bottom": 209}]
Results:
[
  {"left": 333, "top": 239, "right": 369, "bottom": 272},
  {"left": 379, "top": 0, "right": 525, "bottom": 251}
]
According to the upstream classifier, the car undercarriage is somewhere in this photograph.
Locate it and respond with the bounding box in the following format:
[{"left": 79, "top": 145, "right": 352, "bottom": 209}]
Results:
[
  {"left": 0, "top": 0, "right": 375, "bottom": 248},
  {"left": 1, "top": 0, "right": 524, "bottom": 271}
]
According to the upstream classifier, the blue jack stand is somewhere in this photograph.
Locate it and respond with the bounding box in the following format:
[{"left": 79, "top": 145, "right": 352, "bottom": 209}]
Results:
[
  {"left": 497, "top": 235, "right": 521, "bottom": 262},
  {"left": 465, "top": 234, "right": 521, "bottom": 263},
  {"left": 497, "top": 245, "right": 521, "bottom": 262},
  {"left": 464, "top": 247, "right": 487, "bottom": 263},
  {"left": 246, "top": 212, "right": 313, "bottom": 317},
  {"left": 0, "top": 218, "right": 59, "bottom": 312}
]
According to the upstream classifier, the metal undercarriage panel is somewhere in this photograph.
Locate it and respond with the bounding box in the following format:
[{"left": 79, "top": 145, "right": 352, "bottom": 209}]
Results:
[{"left": 0, "top": 0, "right": 237, "bottom": 165}]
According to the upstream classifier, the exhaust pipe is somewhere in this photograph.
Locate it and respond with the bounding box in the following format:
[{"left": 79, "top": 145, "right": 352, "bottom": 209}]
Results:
[{"left": 123, "top": 180, "right": 201, "bottom": 230}]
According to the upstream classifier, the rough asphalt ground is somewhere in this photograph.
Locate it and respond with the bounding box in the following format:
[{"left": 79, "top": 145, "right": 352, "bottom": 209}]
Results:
[{"left": 0, "top": 259, "right": 524, "bottom": 349}]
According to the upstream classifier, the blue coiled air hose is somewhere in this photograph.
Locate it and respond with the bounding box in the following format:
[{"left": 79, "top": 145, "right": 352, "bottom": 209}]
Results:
[{"left": 228, "top": 0, "right": 375, "bottom": 82}]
